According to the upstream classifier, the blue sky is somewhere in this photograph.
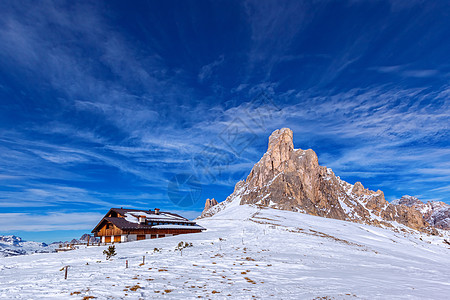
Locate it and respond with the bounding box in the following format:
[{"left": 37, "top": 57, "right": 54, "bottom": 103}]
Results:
[{"left": 0, "top": 0, "right": 449, "bottom": 243}]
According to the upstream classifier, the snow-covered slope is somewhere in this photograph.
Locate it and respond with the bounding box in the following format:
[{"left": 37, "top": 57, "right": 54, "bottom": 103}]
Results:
[
  {"left": 0, "top": 235, "right": 55, "bottom": 257},
  {"left": 1, "top": 206, "right": 449, "bottom": 299}
]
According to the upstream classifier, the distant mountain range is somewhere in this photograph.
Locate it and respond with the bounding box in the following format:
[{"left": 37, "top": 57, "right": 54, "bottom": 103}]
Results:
[
  {"left": 0, "top": 234, "right": 100, "bottom": 257},
  {"left": 51, "top": 234, "right": 100, "bottom": 246},
  {"left": 200, "top": 128, "right": 450, "bottom": 234},
  {"left": 0, "top": 235, "right": 54, "bottom": 257}
]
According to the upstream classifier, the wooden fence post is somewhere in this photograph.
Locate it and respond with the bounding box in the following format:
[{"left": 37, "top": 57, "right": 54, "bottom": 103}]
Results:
[
  {"left": 126, "top": 260, "right": 128, "bottom": 268},
  {"left": 64, "top": 266, "right": 68, "bottom": 279},
  {"left": 143, "top": 256, "right": 145, "bottom": 264}
]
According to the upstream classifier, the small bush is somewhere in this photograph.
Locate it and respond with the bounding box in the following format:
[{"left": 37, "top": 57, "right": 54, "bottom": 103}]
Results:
[
  {"left": 103, "top": 245, "right": 117, "bottom": 260},
  {"left": 175, "top": 241, "right": 192, "bottom": 256}
]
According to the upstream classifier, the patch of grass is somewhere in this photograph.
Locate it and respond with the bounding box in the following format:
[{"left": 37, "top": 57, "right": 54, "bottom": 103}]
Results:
[
  {"left": 129, "top": 285, "right": 141, "bottom": 291},
  {"left": 82, "top": 297, "right": 96, "bottom": 300},
  {"left": 70, "top": 291, "right": 81, "bottom": 295},
  {"left": 244, "top": 277, "right": 256, "bottom": 284},
  {"left": 158, "top": 268, "right": 168, "bottom": 272},
  {"left": 164, "top": 289, "right": 173, "bottom": 293}
]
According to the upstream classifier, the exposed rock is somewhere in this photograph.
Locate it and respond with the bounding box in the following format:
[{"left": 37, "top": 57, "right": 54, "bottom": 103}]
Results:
[
  {"left": 392, "top": 196, "right": 450, "bottom": 230},
  {"left": 52, "top": 234, "right": 100, "bottom": 246},
  {"left": 199, "top": 198, "right": 219, "bottom": 218},
  {"left": 205, "top": 198, "right": 218, "bottom": 211},
  {"left": 79, "top": 234, "right": 99, "bottom": 244},
  {"left": 201, "top": 128, "right": 440, "bottom": 234}
]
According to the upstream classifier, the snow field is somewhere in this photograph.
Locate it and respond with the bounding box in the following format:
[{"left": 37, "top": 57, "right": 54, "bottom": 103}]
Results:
[{"left": 0, "top": 205, "right": 449, "bottom": 299}]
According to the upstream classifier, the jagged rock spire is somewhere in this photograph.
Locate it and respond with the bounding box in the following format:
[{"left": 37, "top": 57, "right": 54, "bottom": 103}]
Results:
[{"left": 200, "top": 128, "right": 436, "bottom": 234}]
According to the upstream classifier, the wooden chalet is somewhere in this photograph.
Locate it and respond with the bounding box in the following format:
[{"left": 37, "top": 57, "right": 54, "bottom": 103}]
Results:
[{"left": 92, "top": 208, "right": 205, "bottom": 244}]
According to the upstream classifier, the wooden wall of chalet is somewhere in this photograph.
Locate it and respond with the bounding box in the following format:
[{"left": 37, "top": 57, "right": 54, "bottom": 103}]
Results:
[
  {"left": 95, "top": 225, "right": 202, "bottom": 237},
  {"left": 96, "top": 223, "right": 123, "bottom": 237},
  {"left": 121, "top": 228, "right": 203, "bottom": 235}
]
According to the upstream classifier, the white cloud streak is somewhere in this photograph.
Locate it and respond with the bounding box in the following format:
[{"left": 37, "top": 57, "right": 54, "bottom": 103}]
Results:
[{"left": 0, "top": 212, "right": 103, "bottom": 232}]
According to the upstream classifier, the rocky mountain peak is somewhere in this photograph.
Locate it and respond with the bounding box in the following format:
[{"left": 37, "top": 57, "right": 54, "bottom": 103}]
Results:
[
  {"left": 200, "top": 128, "right": 444, "bottom": 234},
  {"left": 392, "top": 195, "right": 422, "bottom": 206},
  {"left": 199, "top": 198, "right": 219, "bottom": 218},
  {"left": 204, "top": 198, "right": 218, "bottom": 211},
  {"left": 0, "top": 235, "right": 24, "bottom": 246},
  {"left": 267, "top": 128, "right": 294, "bottom": 153}
]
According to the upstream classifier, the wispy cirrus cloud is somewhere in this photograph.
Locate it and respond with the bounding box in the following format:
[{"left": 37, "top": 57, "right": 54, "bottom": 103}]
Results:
[
  {"left": 198, "top": 55, "right": 225, "bottom": 83},
  {"left": 0, "top": 212, "right": 103, "bottom": 232},
  {"left": 370, "top": 65, "right": 440, "bottom": 78},
  {"left": 0, "top": 0, "right": 450, "bottom": 242}
]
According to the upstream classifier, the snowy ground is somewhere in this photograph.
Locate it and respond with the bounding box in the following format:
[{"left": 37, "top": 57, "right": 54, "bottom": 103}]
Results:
[{"left": 1, "top": 205, "right": 449, "bottom": 299}]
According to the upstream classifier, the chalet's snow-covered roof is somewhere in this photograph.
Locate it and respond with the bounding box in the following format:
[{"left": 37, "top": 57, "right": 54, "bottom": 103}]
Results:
[
  {"left": 92, "top": 208, "right": 203, "bottom": 232},
  {"left": 110, "top": 208, "right": 187, "bottom": 220},
  {"left": 152, "top": 224, "right": 205, "bottom": 230},
  {"left": 124, "top": 211, "right": 187, "bottom": 224}
]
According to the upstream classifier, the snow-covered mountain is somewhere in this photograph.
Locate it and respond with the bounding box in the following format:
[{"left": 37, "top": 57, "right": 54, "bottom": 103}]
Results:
[
  {"left": 0, "top": 235, "right": 54, "bottom": 257},
  {"left": 201, "top": 128, "right": 445, "bottom": 235},
  {"left": 1, "top": 204, "right": 449, "bottom": 299},
  {"left": 392, "top": 195, "right": 450, "bottom": 229},
  {"left": 0, "top": 234, "right": 100, "bottom": 258},
  {"left": 51, "top": 234, "right": 100, "bottom": 246}
]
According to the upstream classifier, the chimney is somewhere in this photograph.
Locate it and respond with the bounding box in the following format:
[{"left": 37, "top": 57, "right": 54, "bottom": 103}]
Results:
[
  {"left": 138, "top": 215, "right": 146, "bottom": 224},
  {"left": 154, "top": 208, "right": 160, "bottom": 215}
]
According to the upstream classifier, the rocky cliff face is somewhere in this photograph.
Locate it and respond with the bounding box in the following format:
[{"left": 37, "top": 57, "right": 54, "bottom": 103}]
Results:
[
  {"left": 392, "top": 196, "right": 450, "bottom": 230},
  {"left": 200, "top": 198, "right": 219, "bottom": 218},
  {"left": 200, "top": 128, "right": 441, "bottom": 234}
]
